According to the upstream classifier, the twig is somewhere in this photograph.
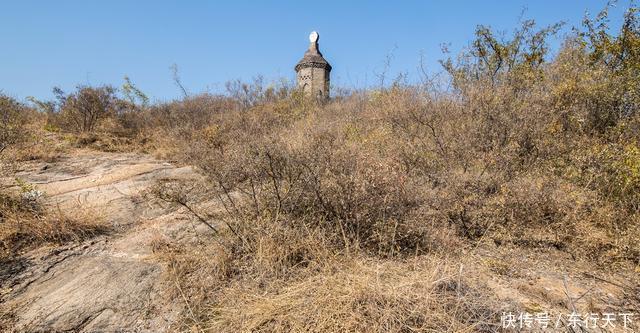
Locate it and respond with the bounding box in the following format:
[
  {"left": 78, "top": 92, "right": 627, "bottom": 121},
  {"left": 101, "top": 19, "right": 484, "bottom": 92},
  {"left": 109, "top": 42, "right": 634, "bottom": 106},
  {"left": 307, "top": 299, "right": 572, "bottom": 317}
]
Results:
[
  {"left": 562, "top": 274, "right": 577, "bottom": 312},
  {"left": 170, "top": 265, "right": 203, "bottom": 333},
  {"left": 581, "top": 272, "right": 629, "bottom": 290}
]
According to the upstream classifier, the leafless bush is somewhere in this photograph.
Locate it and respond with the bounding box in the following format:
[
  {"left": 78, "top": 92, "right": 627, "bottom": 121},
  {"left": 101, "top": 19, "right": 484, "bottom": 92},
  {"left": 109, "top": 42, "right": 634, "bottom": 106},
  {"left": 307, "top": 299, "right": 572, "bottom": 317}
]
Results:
[
  {"left": 53, "top": 85, "right": 119, "bottom": 133},
  {"left": 225, "top": 76, "right": 293, "bottom": 109}
]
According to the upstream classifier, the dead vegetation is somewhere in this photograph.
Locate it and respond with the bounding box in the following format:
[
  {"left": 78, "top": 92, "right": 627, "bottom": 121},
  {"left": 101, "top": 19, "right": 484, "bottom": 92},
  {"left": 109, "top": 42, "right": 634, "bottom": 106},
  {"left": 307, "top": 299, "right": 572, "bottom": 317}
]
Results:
[
  {"left": 1, "top": 3, "right": 639, "bottom": 332},
  {"left": 0, "top": 93, "right": 111, "bottom": 258},
  {"left": 205, "top": 257, "right": 503, "bottom": 333},
  {"left": 0, "top": 182, "right": 110, "bottom": 262}
]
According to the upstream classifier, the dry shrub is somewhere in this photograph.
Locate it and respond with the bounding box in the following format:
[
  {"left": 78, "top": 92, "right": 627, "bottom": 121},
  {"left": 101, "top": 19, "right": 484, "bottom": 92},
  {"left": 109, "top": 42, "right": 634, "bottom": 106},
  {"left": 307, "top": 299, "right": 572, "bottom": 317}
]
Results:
[
  {"left": 471, "top": 174, "right": 638, "bottom": 261},
  {"left": 0, "top": 95, "right": 30, "bottom": 155},
  {"left": 148, "top": 194, "right": 501, "bottom": 332},
  {"left": 186, "top": 102, "right": 445, "bottom": 256},
  {"left": 563, "top": 141, "right": 640, "bottom": 214},
  {"left": 178, "top": 65, "right": 639, "bottom": 262},
  {"left": 0, "top": 94, "right": 72, "bottom": 164},
  {"left": 10, "top": 135, "right": 68, "bottom": 163},
  {"left": 47, "top": 85, "right": 119, "bottom": 133},
  {"left": 135, "top": 5, "right": 640, "bottom": 332},
  {"left": 0, "top": 94, "right": 53, "bottom": 163}
]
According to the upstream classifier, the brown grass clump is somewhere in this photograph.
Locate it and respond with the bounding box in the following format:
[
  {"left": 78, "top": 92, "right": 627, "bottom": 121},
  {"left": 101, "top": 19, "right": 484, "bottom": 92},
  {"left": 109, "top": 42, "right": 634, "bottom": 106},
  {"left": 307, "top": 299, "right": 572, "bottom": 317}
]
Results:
[
  {"left": 207, "top": 257, "right": 504, "bottom": 333},
  {"left": 0, "top": 190, "right": 110, "bottom": 260},
  {"left": 149, "top": 211, "right": 335, "bottom": 331}
]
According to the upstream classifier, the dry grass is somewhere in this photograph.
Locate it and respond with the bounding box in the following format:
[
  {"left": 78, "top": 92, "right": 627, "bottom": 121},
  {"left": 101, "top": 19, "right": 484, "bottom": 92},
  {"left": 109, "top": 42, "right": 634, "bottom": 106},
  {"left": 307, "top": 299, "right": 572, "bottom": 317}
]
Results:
[
  {"left": 0, "top": 191, "right": 111, "bottom": 260},
  {"left": 149, "top": 209, "right": 508, "bottom": 333},
  {"left": 207, "top": 257, "right": 504, "bottom": 333}
]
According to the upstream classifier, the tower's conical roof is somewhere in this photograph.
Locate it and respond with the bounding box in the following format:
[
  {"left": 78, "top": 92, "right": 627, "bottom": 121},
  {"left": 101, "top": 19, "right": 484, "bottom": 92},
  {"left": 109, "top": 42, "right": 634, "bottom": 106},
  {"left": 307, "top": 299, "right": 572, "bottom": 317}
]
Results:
[{"left": 295, "top": 31, "right": 332, "bottom": 72}]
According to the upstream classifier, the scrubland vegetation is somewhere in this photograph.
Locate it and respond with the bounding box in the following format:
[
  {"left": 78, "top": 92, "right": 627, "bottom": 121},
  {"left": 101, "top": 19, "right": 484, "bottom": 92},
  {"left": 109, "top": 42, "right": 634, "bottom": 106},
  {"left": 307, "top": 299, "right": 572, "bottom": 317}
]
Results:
[{"left": 1, "top": 4, "right": 639, "bottom": 332}]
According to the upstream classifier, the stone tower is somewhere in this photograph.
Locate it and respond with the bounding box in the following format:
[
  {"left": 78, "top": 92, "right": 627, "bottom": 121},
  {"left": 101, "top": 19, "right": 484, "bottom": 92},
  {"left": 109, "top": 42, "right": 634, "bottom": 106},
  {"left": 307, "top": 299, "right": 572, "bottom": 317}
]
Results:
[{"left": 295, "top": 31, "right": 331, "bottom": 99}]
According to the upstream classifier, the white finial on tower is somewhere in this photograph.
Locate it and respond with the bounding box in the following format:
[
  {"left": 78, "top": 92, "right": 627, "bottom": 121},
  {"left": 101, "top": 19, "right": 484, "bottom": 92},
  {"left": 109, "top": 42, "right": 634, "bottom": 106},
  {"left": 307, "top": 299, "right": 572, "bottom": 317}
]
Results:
[{"left": 309, "top": 31, "right": 319, "bottom": 43}]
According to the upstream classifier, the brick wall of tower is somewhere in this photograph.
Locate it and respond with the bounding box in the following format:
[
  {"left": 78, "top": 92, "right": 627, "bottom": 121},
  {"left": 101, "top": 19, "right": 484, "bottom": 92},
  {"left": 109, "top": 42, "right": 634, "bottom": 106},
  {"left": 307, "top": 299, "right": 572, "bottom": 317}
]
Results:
[{"left": 296, "top": 66, "right": 329, "bottom": 99}]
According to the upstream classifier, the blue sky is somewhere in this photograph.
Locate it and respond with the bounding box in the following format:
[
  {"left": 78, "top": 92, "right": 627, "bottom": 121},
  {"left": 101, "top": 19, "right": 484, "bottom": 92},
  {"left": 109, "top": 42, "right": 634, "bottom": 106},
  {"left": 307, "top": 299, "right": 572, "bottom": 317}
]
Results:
[{"left": 0, "top": 1, "right": 633, "bottom": 102}]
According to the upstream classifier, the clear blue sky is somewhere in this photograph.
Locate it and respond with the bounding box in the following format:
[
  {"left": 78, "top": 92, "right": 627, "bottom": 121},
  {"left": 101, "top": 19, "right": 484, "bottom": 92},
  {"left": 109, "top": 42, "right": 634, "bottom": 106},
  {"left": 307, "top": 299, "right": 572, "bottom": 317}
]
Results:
[{"left": 0, "top": 1, "right": 632, "bottom": 102}]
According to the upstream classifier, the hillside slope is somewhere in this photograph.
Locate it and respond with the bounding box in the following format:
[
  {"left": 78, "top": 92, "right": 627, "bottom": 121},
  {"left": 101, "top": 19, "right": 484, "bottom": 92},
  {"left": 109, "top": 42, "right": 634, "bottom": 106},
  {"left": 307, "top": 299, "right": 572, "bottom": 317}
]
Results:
[
  {"left": 0, "top": 150, "right": 637, "bottom": 332},
  {"left": 1, "top": 151, "right": 212, "bottom": 332}
]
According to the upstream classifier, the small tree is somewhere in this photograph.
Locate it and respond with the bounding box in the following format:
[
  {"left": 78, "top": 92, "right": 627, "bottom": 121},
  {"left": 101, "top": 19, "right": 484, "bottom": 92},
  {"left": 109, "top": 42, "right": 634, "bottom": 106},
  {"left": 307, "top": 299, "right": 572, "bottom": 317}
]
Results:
[
  {"left": 441, "top": 19, "right": 563, "bottom": 90},
  {"left": 58, "top": 85, "right": 118, "bottom": 133},
  {"left": 113, "top": 77, "right": 150, "bottom": 136},
  {"left": 579, "top": 4, "right": 640, "bottom": 130},
  {"left": 121, "top": 76, "right": 149, "bottom": 107}
]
